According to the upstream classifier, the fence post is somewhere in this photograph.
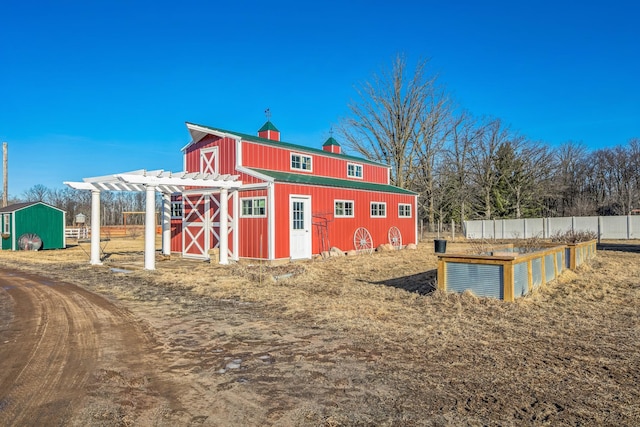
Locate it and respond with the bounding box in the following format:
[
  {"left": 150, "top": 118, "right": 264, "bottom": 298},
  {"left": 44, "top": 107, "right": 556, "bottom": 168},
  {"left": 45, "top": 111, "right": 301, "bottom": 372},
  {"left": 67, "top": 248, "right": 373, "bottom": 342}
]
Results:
[
  {"left": 628, "top": 215, "right": 632, "bottom": 240},
  {"left": 598, "top": 216, "right": 602, "bottom": 242},
  {"left": 451, "top": 219, "right": 455, "bottom": 240}
]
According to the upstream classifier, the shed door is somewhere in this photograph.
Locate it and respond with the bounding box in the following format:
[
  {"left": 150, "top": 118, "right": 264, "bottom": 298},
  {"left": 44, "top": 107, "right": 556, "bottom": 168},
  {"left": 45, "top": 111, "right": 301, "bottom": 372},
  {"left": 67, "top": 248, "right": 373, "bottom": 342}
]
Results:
[{"left": 289, "top": 195, "right": 311, "bottom": 259}]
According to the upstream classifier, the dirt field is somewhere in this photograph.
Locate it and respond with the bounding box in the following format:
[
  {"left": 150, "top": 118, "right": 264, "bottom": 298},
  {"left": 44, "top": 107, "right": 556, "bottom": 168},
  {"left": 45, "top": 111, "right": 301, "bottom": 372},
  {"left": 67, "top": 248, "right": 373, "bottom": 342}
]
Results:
[{"left": 0, "top": 238, "right": 638, "bottom": 426}]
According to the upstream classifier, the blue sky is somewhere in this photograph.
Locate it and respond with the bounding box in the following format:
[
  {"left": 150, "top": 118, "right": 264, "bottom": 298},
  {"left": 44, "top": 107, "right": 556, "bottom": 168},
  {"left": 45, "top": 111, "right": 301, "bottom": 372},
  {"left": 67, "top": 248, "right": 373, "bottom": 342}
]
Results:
[{"left": 1, "top": 0, "right": 638, "bottom": 197}]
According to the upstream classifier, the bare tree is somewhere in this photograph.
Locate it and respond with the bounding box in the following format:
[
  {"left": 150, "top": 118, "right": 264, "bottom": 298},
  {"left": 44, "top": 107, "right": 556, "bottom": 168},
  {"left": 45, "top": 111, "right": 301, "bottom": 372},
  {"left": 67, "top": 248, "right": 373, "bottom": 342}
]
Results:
[
  {"left": 22, "top": 184, "right": 50, "bottom": 202},
  {"left": 340, "top": 55, "right": 444, "bottom": 190}
]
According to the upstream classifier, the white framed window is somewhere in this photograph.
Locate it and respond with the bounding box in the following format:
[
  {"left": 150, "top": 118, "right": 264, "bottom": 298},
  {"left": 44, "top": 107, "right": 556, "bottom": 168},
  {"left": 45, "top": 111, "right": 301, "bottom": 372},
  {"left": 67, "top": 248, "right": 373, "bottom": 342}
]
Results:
[
  {"left": 171, "top": 201, "right": 183, "bottom": 218},
  {"left": 370, "top": 202, "right": 386, "bottom": 218},
  {"left": 200, "top": 147, "right": 219, "bottom": 174},
  {"left": 291, "top": 152, "right": 312, "bottom": 172},
  {"left": 398, "top": 203, "right": 412, "bottom": 218},
  {"left": 241, "top": 197, "right": 267, "bottom": 217},
  {"left": 334, "top": 200, "right": 354, "bottom": 218},
  {"left": 2, "top": 214, "right": 9, "bottom": 234},
  {"left": 347, "top": 162, "right": 363, "bottom": 179}
]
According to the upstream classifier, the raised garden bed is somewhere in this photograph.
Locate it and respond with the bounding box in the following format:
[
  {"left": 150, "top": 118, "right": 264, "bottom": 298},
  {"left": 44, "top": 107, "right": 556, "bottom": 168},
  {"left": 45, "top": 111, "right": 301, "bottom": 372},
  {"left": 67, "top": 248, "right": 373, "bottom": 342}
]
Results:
[{"left": 437, "top": 240, "right": 597, "bottom": 301}]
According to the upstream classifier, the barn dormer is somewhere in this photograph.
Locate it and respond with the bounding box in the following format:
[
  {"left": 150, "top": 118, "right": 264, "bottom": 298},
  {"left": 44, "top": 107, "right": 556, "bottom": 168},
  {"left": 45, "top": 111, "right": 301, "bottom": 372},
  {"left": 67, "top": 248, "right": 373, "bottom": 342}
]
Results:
[
  {"left": 322, "top": 136, "right": 341, "bottom": 154},
  {"left": 258, "top": 121, "right": 280, "bottom": 141}
]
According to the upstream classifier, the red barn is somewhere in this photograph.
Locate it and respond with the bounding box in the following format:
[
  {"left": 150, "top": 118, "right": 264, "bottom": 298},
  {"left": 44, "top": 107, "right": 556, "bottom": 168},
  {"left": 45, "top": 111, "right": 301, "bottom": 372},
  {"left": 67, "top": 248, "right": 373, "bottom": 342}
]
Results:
[{"left": 170, "top": 121, "right": 418, "bottom": 261}]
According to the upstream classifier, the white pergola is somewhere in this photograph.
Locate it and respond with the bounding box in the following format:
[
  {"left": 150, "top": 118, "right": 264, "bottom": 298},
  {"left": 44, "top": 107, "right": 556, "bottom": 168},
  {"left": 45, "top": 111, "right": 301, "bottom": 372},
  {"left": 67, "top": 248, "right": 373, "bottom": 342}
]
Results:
[{"left": 64, "top": 169, "right": 242, "bottom": 270}]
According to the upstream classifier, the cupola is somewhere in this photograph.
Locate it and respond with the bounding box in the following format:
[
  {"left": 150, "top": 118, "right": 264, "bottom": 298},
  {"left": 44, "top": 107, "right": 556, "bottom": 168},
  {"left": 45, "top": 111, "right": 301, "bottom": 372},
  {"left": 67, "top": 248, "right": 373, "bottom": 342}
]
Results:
[
  {"left": 322, "top": 136, "right": 341, "bottom": 154},
  {"left": 258, "top": 121, "right": 280, "bottom": 141}
]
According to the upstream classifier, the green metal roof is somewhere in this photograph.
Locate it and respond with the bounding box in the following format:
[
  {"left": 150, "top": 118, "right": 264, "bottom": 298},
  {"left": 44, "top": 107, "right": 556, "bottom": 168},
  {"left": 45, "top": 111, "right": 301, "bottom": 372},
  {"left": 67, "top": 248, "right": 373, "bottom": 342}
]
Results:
[
  {"left": 323, "top": 136, "right": 340, "bottom": 147},
  {"left": 186, "top": 122, "right": 388, "bottom": 167},
  {"left": 249, "top": 168, "right": 417, "bottom": 195},
  {"left": 258, "top": 121, "right": 279, "bottom": 132}
]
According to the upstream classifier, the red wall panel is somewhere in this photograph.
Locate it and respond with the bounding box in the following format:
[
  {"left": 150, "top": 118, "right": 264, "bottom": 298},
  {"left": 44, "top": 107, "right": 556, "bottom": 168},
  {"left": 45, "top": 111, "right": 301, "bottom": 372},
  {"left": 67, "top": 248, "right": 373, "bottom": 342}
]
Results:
[
  {"left": 242, "top": 142, "right": 390, "bottom": 184},
  {"left": 237, "top": 189, "right": 269, "bottom": 259},
  {"left": 271, "top": 183, "right": 416, "bottom": 259}
]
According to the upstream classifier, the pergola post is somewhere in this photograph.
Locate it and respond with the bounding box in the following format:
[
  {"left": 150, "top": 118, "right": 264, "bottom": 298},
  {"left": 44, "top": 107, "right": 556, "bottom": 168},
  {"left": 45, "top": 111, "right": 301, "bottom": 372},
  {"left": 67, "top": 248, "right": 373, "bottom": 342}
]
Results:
[
  {"left": 90, "top": 189, "right": 102, "bottom": 265},
  {"left": 219, "top": 187, "right": 229, "bottom": 265},
  {"left": 162, "top": 192, "right": 171, "bottom": 256},
  {"left": 144, "top": 185, "right": 156, "bottom": 270}
]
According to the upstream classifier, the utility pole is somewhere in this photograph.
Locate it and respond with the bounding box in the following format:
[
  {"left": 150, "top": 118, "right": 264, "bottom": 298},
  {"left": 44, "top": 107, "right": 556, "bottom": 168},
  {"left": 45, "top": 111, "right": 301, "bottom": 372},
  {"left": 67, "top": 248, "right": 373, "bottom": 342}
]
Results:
[{"left": 2, "top": 142, "right": 7, "bottom": 207}]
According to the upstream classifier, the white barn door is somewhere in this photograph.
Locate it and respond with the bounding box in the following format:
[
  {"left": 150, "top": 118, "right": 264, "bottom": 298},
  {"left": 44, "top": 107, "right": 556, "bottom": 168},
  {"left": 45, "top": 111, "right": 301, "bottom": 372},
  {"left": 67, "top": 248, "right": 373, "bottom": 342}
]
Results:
[
  {"left": 182, "top": 194, "right": 209, "bottom": 259},
  {"left": 289, "top": 195, "right": 311, "bottom": 259}
]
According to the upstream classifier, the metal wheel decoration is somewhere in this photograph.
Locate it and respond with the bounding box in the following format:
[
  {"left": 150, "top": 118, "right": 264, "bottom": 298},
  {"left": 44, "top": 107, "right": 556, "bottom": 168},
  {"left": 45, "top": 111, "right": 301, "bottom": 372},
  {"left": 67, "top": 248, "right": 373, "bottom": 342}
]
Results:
[
  {"left": 18, "top": 233, "right": 42, "bottom": 251},
  {"left": 353, "top": 227, "right": 374, "bottom": 254},
  {"left": 388, "top": 226, "right": 402, "bottom": 249}
]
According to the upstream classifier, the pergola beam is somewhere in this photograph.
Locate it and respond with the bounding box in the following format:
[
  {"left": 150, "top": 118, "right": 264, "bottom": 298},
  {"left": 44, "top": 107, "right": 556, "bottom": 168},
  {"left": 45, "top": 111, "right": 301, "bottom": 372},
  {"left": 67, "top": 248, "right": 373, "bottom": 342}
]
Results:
[{"left": 65, "top": 169, "right": 241, "bottom": 270}]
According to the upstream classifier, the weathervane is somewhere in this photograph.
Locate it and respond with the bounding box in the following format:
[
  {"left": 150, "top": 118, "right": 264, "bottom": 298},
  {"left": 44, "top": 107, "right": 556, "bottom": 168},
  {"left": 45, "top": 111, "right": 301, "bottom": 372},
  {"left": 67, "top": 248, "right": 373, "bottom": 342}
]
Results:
[{"left": 265, "top": 108, "right": 271, "bottom": 121}]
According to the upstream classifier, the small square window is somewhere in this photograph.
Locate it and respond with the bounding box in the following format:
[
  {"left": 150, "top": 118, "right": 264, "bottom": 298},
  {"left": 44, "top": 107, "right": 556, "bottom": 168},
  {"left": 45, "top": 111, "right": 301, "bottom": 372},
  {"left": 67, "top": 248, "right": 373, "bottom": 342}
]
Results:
[
  {"left": 370, "top": 202, "right": 386, "bottom": 217},
  {"left": 334, "top": 200, "right": 354, "bottom": 218},
  {"left": 291, "top": 153, "right": 312, "bottom": 171},
  {"left": 171, "top": 202, "right": 183, "bottom": 218},
  {"left": 347, "top": 163, "right": 363, "bottom": 178},
  {"left": 399, "top": 204, "right": 412, "bottom": 218},
  {"left": 241, "top": 198, "right": 267, "bottom": 217}
]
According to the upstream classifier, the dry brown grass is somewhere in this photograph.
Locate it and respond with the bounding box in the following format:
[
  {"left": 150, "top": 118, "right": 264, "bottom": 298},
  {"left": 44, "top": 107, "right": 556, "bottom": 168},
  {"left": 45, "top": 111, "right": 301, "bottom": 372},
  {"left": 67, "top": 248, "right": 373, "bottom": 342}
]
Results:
[{"left": 1, "top": 238, "right": 639, "bottom": 425}]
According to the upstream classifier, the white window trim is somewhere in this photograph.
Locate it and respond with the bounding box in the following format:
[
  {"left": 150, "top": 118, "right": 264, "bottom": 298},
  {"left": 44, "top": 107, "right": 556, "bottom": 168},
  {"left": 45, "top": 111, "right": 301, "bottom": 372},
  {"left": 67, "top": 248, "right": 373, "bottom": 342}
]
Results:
[
  {"left": 200, "top": 146, "right": 219, "bottom": 174},
  {"left": 290, "top": 152, "right": 313, "bottom": 172},
  {"left": 347, "top": 162, "right": 363, "bottom": 179},
  {"left": 398, "top": 203, "right": 412, "bottom": 218},
  {"left": 241, "top": 197, "right": 267, "bottom": 218},
  {"left": 370, "top": 202, "right": 387, "bottom": 218},
  {"left": 2, "top": 214, "right": 9, "bottom": 234},
  {"left": 334, "top": 199, "right": 355, "bottom": 218}
]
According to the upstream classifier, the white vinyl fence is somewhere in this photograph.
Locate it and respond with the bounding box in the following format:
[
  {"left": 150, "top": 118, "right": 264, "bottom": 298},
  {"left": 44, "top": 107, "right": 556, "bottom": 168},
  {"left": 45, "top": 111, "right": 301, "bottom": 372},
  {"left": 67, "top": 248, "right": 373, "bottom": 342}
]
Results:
[{"left": 464, "top": 216, "right": 640, "bottom": 240}]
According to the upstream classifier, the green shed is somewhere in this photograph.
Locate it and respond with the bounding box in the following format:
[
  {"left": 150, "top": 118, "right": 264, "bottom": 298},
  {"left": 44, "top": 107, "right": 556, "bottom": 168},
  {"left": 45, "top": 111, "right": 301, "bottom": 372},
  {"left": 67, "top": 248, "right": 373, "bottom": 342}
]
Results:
[{"left": 0, "top": 202, "right": 66, "bottom": 251}]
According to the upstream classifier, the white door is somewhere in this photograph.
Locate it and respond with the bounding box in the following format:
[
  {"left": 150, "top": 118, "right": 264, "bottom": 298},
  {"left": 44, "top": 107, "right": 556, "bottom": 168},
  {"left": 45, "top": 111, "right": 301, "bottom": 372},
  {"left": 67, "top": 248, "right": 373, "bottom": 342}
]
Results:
[{"left": 290, "top": 195, "right": 312, "bottom": 259}]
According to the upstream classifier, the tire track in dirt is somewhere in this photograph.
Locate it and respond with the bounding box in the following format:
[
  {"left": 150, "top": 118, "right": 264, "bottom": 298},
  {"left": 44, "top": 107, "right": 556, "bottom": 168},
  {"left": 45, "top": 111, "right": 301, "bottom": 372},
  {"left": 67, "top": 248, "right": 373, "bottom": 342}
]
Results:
[{"left": 0, "top": 268, "right": 180, "bottom": 425}]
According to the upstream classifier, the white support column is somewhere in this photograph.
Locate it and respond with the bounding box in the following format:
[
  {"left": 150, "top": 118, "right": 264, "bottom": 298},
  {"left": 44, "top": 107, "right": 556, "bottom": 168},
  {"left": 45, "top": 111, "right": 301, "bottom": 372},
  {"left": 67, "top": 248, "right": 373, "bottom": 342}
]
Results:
[
  {"left": 90, "top": 189, "right": 102, "bottom": 265},
  {"left": 231, "top": 190, "right": 239, "bottom": 261},
  {"left": 268, "top": 183, "right": 276, "bottom": 260},
  {"left": 144, "top": 185, "right": 156, "bottom": 270},
  {"left": 162, "top": 192, "right": 171, "bottom": 256},
  {"left": 219, "top": 187, "right": 229, "bottom": 265}
]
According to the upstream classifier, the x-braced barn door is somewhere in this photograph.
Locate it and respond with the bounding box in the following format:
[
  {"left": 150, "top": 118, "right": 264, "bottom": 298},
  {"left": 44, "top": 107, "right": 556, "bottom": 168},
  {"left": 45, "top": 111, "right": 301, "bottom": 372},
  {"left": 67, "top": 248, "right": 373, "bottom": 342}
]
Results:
[
  {"left": 209, "top": 191, "right": 237, "bottom": 261},
  {"left": 182, "top": 194, "right": 209, "bottom": 259}
]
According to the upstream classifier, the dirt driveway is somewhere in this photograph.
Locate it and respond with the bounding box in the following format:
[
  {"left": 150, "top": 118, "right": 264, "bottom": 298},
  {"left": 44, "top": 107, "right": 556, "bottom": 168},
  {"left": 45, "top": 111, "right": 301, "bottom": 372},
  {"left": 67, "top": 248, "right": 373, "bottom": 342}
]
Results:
[
  {"left": 0, "top": 268, "right": 182, "bottom": 425},
  {"left": 1, "top": 240, "right": 639, "bottom": 426}
]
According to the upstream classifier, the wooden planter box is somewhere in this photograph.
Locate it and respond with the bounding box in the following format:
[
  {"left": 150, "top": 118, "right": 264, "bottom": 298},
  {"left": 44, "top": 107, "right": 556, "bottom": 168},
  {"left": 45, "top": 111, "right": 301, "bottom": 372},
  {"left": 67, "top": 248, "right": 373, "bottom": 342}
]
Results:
[{"left": 437, "top": 241, "right": 597, "bottom": 302}]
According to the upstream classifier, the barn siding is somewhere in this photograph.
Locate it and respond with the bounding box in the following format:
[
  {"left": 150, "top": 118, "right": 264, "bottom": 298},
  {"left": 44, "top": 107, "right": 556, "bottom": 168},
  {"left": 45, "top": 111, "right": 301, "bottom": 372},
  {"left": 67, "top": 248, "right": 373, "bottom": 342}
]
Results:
[
  {"left": 273, "top": 183, "right": 416, "bottom": 259},
  {"left": 242, "top": 141, "right": 389, "bottom": 184},
  {"left": 237, "top": 189, "right": 269, "bottom": 259}
]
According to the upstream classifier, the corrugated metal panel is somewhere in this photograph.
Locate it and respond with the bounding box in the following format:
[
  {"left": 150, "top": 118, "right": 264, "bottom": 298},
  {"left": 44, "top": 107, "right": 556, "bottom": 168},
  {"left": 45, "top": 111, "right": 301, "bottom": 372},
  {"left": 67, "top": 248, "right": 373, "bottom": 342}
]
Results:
[
  {"left": 565, "top": 248, "right": 571, "bottom": 269},
  {"left": 531, "top": 258, "right": 543, "bottom": 288},
  {"left": 577, "top": 246, "right": 584, "bottom": 266},
  {"left": 556, "top": 251, "right": 563, "bottom": 273},
  {"left": 544, "top": 253, "right": 555, "bottom": 282},
  {"left": 514, "top": 262, "right": 529, "bottom": 297},
  {"left": 446, "top": 262, "right": 503, "bottom": 299}
]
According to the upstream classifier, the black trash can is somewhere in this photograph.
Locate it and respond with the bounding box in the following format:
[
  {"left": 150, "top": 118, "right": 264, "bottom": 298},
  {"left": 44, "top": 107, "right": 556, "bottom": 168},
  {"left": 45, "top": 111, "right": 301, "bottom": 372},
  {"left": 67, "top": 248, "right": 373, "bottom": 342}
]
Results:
[{"left": 434, "top": 239, "right": 447, "bottom": 253}]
